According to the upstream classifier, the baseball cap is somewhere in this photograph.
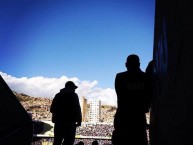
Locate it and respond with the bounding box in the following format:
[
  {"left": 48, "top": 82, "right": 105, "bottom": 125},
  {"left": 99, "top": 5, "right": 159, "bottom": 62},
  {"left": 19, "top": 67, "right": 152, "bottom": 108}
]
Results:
[{"left": 65, "top": 81, "right": 78, "bottom": 89}]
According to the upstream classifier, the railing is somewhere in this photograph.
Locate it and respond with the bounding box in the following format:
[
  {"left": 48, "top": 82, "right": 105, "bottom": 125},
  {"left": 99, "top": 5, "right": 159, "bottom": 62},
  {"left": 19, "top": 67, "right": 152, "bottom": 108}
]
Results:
[{"left": 32, "top": 134, "right": 112, "bottom": 145}]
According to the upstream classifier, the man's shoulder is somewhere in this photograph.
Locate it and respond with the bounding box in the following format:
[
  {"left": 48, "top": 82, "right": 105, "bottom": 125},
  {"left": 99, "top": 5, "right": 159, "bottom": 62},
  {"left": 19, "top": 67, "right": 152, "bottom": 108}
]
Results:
[
  {"left": 55, "top": 92, "right": 62, "bottom": 97},
  {"left": 55, "top": 91, "right": 76, "bottom": 97},
  {"left": 116, "top": 71, "right": 128, "bottom": 77},
  {"left": 53, "top": 91, "right": 66, "bottom": 100},
  {"left": 117, "top": 71, "right": 128, "bottom": 75}
]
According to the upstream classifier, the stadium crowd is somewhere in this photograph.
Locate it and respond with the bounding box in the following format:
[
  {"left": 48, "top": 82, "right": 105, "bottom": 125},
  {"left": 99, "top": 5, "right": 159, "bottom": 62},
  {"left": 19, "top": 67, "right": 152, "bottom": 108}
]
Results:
[
  {"left": 76, "top": 123, "right": 114, "bottom": 137},
  {"left": 32, "top": 122, "right": 113, "bottom": 145}
]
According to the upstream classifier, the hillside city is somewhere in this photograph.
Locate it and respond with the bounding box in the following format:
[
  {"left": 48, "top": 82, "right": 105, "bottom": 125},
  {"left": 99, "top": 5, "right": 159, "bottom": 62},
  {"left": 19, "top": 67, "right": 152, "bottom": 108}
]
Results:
[{"left": 14, "top": 92, "right": 117, "bottom": 123}]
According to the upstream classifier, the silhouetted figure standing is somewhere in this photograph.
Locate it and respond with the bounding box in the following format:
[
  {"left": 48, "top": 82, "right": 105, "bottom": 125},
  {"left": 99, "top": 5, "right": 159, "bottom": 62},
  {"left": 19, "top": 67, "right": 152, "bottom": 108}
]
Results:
[
  {"left": 145, "top": 60, "right": 155, "bottom": 144},
  {"left": 91, "top": 140, "right": 99, "bottom": 145},
  {"left": 145, "top": 60, "right": 153, "bottom": 113},
  {"left": 145, "top": 60, "right": 153, "bottom": 75},
  {"left": 112, "top": 54, "right": 151, "bottom": 145},
  {"left": 76, "top": 141, "right": 84, "bottom": 145},
  {"left": 50, "top": 81, "right": 82, "bottom": 145}
]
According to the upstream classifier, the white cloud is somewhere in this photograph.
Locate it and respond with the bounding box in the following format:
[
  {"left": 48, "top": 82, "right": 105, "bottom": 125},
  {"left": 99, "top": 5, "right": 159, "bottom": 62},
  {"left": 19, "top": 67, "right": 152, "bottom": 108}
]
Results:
[{"left": 0, "top": 71, "right": 117, "bottom": 106}]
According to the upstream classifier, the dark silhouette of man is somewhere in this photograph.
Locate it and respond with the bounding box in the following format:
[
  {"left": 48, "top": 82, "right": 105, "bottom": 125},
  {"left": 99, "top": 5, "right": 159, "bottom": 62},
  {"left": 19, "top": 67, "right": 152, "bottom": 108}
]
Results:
[
  {"left": 145, "top": 60, "right": 153, "bottom": 113},
  {"left": 91, "top": 140, "right": 99, "bottom": 145},
  {"left": 145, "top": 60, "right": 153, "bottom": 75},
  {"left": 145, "top": 60, "right": 155, "bottom": 144},
  {"left": 76, "top": 141, "right": 84, "bottom": 145},
  {"left": 50, "top": 81, "right": 82, "bottom": 145},
  {"left": 144, "top": 59, "right": 154, "bottom": 141},
  {"left": 112, "top": 54, "right": 151, "bottom": 145}
]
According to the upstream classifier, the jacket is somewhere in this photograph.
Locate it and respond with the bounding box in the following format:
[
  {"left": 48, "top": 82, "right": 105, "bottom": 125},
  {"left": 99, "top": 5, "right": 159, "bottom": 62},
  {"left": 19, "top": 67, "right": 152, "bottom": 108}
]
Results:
[{"left": 50, "top": 88, "right": 82, "bottom": 124}]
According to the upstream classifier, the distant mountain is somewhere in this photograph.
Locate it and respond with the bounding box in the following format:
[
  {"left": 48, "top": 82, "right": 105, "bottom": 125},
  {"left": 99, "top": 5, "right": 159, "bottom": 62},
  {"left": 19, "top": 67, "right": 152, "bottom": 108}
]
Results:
[{"left": 14, "top": 91, "right": 116, "bottom": 123}]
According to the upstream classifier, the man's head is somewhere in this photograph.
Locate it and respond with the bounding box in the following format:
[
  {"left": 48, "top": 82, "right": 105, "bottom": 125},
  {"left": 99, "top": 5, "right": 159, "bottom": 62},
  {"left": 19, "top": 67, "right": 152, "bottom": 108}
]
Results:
[
  {"left": 92, "top": 140, "right": 99, "bottom": 145},
  {"left": 125, "top": 54, "right": 140, "bottom": 70},
  {"left": 65, "top": 81, "right": 78, "bottom": 89},
  {"left": 77, "top": 141, "right": 84, "bottom": 145}
]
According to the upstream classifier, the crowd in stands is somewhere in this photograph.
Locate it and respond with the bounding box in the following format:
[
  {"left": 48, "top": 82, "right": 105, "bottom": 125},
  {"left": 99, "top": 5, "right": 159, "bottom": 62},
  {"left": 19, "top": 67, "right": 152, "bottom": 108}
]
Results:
[
  {"left": 32, "top": 138, "right": 112, "bottom": 145},
  {"left": 32, "top": 122, "right": 113, "bottom": 145},
  {"left": 76, "top": 123, "right": 114, "bottom": 137},
  {"left": 74, "top": 139, "right": 111, "bottom": 145},
  {"left": 32, "top": 138, "right": 111, "bottom": 145}
]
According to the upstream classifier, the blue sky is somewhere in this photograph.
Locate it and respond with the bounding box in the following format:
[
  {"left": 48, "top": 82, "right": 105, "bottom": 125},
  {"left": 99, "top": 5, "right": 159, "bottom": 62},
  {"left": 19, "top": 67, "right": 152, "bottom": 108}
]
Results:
[{"left": 0, "top": 0, "right": 155, "bottom": 105}]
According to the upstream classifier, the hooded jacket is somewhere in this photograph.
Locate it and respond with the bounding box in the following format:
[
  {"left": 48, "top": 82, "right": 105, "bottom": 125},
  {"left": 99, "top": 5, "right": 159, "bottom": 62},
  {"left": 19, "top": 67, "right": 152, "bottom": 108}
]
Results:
[{"left": 50, "top": 88, "right": 82, "bottom": 124}]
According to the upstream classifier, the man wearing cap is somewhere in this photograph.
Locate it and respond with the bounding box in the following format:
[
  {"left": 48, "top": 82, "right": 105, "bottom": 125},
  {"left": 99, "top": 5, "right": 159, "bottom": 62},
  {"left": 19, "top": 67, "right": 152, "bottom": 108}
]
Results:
[{"left": 50, "top": 81, "right": 82, "bottom": 145}]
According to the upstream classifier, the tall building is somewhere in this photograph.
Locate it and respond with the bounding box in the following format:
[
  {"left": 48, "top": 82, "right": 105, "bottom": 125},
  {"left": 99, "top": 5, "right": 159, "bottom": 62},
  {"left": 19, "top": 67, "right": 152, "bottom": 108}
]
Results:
[
  {"left": 79, "top": 96, "right": 87, "bottom": 122},
  {"left": 88, "top": 98, "right": 101, "bottom": 123}
]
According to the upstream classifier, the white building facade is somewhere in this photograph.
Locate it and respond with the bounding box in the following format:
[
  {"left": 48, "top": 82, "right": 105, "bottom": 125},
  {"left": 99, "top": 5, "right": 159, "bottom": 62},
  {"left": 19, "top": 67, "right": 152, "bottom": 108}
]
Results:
[{"left": 88, "top": 98, "right": 101, "bottom": 123}]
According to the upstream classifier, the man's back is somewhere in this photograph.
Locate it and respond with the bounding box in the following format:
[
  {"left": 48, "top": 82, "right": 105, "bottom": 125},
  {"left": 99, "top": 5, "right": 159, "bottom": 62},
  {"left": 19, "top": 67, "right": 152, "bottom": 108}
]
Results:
[
  {"left": 112, "top": 54, "right": 149, "bottom": 145},
  {"left": 115, "top": 70, "right": 149, "bottom": 116},
  {"left": 50, "top": 88, "right": 81, "bottom": 123},
  {"left": 50, "top": 81, "right": 82, "bottom": 145}
]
